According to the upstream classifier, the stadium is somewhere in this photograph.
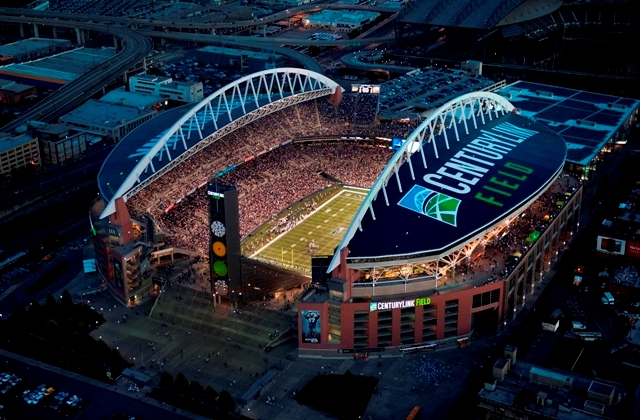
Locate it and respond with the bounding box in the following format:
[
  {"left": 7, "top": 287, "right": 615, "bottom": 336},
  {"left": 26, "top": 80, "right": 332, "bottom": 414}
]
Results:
[{"left": 91, "top": 67, "right": 588, "bottom": 351}]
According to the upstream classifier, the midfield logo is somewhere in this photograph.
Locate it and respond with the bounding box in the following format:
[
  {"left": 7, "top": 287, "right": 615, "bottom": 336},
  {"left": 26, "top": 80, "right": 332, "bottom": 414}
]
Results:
[{"left": 398, "top": 185, "right": 461, "bottom": 227}]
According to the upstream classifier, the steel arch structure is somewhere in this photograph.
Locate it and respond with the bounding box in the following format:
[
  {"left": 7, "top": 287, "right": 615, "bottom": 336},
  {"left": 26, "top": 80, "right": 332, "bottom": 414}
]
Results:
[
  {"left": 99, "top": 68, "right": 341, "bottom": 219},
  {"left": 329, "top": 91, "right": 517, "bottom": 274}
]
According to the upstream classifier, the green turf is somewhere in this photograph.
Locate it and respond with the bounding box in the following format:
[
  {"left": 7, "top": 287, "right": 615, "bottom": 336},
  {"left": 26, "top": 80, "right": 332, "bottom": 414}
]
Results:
[{"left": 249, "top": 188, "right": 366, "bottom": 275}]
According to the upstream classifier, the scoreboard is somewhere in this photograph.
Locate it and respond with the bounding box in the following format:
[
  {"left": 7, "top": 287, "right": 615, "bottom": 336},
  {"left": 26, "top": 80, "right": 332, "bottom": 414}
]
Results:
[
  {"left": 351, "top": 84, "right": 380, "bottom": 94},
  {"left": 207, "top": 181, "right": 241, "bottom": 297}
]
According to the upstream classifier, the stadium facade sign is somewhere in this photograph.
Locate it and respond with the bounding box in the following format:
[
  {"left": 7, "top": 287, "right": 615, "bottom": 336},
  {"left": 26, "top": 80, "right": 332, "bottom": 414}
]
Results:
[{"left": 370, "top": 297, "right": 431, "bottom": 312}]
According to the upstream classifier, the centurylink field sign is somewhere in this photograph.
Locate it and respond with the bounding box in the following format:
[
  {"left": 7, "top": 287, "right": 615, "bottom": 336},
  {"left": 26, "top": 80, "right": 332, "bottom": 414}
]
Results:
[{"left": 346, "top": 112, "right": 567, "bottom": 260}]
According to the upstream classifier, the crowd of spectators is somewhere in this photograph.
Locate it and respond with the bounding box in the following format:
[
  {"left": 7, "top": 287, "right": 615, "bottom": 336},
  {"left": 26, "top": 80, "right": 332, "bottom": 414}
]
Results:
[
  {"left": 127, "top": 94, "right": 408, "bottom": 256},
  {"left": 316, "top": 93, "right": 379, "bottom": 126}
]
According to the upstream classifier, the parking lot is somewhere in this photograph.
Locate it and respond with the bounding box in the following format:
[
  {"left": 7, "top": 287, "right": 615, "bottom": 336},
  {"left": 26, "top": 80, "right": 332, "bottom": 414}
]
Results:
[{"left": 0, "top": 368, "right": 88, "bottom": 419}]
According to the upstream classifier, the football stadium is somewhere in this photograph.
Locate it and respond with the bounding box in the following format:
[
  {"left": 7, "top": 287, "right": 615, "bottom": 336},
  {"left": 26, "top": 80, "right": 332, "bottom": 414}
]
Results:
[{"left": 90, "top": 67, "right": 637, "bottom": 352}]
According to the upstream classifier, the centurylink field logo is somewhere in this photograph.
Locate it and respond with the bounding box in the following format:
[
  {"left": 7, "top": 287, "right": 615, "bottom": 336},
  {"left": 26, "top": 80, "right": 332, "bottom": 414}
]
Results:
[{"left": 398, "top": 185, "right": 461, "bottom": 226}]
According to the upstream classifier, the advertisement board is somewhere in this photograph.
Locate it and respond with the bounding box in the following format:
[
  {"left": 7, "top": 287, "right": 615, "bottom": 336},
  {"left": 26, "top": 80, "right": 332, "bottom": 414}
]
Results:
[
  {"left": 301, "top": 310, "right": 322, "bottom": 343},
  {"left": 626, "top": 241, "right": 640, "bottom": 259},
  {"left": 597, "top": 236, "right": 626, "bottom": 256}
]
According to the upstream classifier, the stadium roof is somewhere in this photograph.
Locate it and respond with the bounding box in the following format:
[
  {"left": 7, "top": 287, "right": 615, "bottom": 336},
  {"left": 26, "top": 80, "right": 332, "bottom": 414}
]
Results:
[
  {"left": 330, "top": 92, "right": 566, "bottom": 270},
  {"left": 97, "top": 68, "right": 341, "bottom": 217},
  {"left": 397, "top": 0, "right": 563, "bottom": 30},
  {"left": 498, "top": 81, "right": 640, "bottom": 166}
]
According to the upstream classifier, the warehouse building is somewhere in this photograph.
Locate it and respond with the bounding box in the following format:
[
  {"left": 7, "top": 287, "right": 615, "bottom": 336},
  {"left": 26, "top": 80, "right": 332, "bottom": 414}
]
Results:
[
  {"left": 129, "top": 73, "right": 203, "bottom": 103},
  {"left": 0, "top": 38, "right": 71, "bottom": 63},
  {"left": 58, "top": 100, "right": 157, "bottom": 143}
]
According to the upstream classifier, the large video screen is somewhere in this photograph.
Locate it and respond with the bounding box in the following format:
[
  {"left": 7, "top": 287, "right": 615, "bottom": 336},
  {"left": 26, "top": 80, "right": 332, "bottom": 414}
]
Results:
[{"left": 351, "top": 84, "right": 380, "bottom": 94}]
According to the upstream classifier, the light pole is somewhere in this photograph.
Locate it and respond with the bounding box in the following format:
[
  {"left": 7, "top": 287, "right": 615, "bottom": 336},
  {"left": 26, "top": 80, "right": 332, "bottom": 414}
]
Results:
[{"left": 233, "top": 309, "right": 238, "bottom": 335}]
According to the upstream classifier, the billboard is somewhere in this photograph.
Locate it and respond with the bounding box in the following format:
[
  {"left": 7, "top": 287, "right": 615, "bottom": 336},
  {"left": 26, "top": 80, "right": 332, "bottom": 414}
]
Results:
[
  {"left": 597, "top": 236, "right": 625, "bottom": 256},
  {"left": 301, "top": 310, "right": 322, "bottom": 343},
  {"left": 626, "top": 241, "right": 640, "bottom": 259},
  {"left": 351, "top": 84, "right": 380, "bottom": 94}
]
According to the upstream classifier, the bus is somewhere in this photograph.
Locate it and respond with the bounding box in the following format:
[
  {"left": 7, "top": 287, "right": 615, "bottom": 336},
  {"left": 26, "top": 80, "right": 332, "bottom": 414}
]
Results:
[
  {"left": 406, "top": 405, "right": 420, "bottom": 420},
  {"left": 575, "top": 332, "right": 602, "bottom": 341}
]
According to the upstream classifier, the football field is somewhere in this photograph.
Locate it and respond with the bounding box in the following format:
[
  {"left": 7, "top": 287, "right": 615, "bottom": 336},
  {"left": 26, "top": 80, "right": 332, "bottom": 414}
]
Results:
[{"left": 249, "top": 188, "right": 367, "bottom": 274}]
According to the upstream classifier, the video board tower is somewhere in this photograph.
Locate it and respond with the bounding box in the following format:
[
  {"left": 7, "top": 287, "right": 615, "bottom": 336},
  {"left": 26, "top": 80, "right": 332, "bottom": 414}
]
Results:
[{"left": 207, "top": 181, "right": 241, "bottom": 302}]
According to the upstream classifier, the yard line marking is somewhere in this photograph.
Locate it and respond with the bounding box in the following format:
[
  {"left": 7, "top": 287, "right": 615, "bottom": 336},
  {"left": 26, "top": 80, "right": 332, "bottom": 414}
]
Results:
[{"left": 249, "top": 188, "right": 350, "bottom": 258}]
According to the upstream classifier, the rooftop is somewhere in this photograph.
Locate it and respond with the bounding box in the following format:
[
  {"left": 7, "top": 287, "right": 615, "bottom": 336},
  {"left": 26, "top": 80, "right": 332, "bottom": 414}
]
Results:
[
  {"left": 0, "top": 133, "right": 35, "bottom": 153},
  {"left": 498, "top": 81, "right": 640, "bottom": 166},
  {"left": 304, "top": 10, "right": 380, "bottom": 25},
  {"left": 0, "top": 37, "right": 70, "bottom": 58},
  {"left": 0, "top": 47, "right": 116, "bottom": 84},
  {"left": 610, "top": 265, "right": 640, "bottom": 290},
  {"left": 479, "top": 358, "right": 628, "bottom": 419},
  {"left": 100, "top": 89, "right": 165, "bottom": 109},
  {"left": 59, "top": 100, "right": 155, "bottom": 128},
  {"left": 0, "top": 78, "right": 34, "bottom": 93}
]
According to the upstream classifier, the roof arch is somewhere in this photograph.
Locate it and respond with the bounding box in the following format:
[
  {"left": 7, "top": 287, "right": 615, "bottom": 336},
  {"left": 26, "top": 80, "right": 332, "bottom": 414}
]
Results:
[
  {"left": 98, "top": 68, "right": 341, "bottom": 219},
  {"left": 329, "top": 91, "right": 544, "bottom": 272}
]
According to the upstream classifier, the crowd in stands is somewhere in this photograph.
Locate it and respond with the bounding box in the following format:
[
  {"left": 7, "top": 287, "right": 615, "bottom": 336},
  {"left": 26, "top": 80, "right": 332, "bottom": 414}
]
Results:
[
  {"left": 317, "top": 94, "right": 379, "bottom": 126},
  {"left": 127, "top": 94, "right": 408, "bottom": 255}
]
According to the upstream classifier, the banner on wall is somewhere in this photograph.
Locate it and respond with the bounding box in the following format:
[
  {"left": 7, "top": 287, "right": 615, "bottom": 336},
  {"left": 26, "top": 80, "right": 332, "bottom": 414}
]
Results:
[{"left": 301, "top": 310, "right": 321, "bottom": 343}]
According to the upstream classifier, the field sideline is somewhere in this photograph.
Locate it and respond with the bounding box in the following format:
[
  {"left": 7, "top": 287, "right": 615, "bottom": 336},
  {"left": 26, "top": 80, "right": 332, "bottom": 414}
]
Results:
[{"left": 249, "top": 187, "right": 367, "bottom": 274}]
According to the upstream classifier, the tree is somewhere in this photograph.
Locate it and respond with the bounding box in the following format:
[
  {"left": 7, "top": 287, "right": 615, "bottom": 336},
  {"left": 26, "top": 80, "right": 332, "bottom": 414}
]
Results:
[
  {"left": 11, "top": 304, "right": 27, "bottom": 321},
  {"left": 45, "top": 293, "right": 57, "bottom": 307},
  {"left": 189, "top": 380, "right": 204, "bottom": 398},
  {"left": 45, "top": 319, "right": 59, "bottom": 330},
  {"left": 160, "top": 371, "right": 174, "bottom": 389},
  {"left": 174, "top": 372, "right": 190, "bottom": 395},
  {"left": 204, "top": 385, "right": 218, "bottom": 402},
  {"left": 217, "top": 390, "right": 235, "bottom": 413},
  {"left": 28, "top": 299, "right": 41, "bottom": 313},
  {"left": 61, "top": 289, "right": 73, "bottom": 306}
]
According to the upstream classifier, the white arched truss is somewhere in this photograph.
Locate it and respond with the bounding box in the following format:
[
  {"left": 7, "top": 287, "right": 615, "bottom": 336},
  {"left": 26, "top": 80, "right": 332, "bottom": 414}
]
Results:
[
  {"left": 329, "top": 91, "right": 517, "bottom": 274},
  {"left": 100, "top": 67, "right": 340, "bottom": 219}
]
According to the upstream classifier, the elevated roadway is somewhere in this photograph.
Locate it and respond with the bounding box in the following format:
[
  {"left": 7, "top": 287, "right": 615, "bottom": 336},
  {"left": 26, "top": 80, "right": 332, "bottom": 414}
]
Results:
[
  {"left": 0, "top": 15, "right": 153, "bottom": 133},
  {"left": 141, "top": 30, "right": 396, "bottom": 74},
  {"left": 0, "top": 3, "right": 397, "bottom": 31}
]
